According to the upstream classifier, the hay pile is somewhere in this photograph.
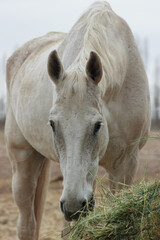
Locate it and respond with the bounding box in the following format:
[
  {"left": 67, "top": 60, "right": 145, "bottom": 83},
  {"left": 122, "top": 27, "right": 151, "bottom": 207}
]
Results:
[{"left": 69, "top": 181, "right": 160, "bottom": 240}]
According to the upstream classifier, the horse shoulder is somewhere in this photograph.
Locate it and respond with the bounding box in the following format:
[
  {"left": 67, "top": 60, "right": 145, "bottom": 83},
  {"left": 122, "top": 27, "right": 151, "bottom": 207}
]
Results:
[{"left": 6, "top": 32, "right": 67, "bottom": 90}]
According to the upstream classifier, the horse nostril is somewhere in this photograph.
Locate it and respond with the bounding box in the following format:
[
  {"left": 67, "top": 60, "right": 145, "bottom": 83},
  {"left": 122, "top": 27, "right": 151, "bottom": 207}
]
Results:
[{"left": 60, "top": 201, "right": 64, "bottom": 213}]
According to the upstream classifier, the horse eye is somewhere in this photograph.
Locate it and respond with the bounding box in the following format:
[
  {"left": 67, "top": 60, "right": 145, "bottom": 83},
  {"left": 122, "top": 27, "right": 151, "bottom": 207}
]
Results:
[
  {"left": 93, "top": 121, "right": 102, "bottom": 135},
  {"left": 50, "top": 120, "right": 55, "bottom": 132}
]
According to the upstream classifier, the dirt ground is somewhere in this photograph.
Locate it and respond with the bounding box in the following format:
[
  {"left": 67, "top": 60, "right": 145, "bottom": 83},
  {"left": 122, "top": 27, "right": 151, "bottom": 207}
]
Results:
[{"left": 0, "top": 130, "right": 160, "bottom": 240}]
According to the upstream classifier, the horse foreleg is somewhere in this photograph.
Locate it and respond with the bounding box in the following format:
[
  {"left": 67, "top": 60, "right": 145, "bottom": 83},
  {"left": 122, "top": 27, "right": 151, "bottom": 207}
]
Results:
[
  {"left": 7, "top": 146, "right": 49, "bottom": 240},
  {"left": 5, "top": 107, "right": 51, "bottom": 240},
  {"left": 34, "top": 158, "right": 51, "bottom": 240},
  {"left": 108, "top": 150, "right": 139, "bottom": 193},
  {"left": 11, "top": 150, "right": 47, "bottom": 240}
]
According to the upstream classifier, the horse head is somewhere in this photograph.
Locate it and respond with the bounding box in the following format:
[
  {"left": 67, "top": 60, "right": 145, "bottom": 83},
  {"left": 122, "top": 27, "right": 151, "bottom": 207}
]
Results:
[{"left": 47, "top": 50, "right": 109, "bottom": 221}]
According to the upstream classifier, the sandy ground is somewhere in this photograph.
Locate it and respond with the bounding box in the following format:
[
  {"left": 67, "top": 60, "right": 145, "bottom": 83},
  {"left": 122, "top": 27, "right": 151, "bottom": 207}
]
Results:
[{"left": 0, "top": 130, "right": 160, "bottom": 240}]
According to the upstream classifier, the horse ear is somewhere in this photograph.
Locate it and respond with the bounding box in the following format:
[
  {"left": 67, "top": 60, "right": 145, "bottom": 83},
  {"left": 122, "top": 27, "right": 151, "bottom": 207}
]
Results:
[
  {"left": 86, "top": 51, "right": 102, "bottom": 84},
  {"left": 47, "top": 50, "right": 64, "bottom": 84}
]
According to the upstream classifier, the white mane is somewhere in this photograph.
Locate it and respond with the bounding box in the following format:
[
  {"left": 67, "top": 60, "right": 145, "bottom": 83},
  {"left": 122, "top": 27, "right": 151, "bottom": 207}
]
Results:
[{"left": 59, "top": 1, "right": 127, "bottom": 100}]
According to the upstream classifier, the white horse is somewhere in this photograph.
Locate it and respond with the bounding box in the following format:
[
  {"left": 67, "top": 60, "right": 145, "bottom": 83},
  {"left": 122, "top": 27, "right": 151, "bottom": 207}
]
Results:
[{"left": 5, "top": 2, "right": 150, "bottom": 240}]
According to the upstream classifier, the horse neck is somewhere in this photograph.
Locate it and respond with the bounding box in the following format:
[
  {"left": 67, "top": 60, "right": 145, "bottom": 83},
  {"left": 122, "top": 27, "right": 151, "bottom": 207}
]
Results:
[
  {"left": 57, "top": 6, "right": 127, "bottom": 101},
  {"left": 57, "top": 23, "right": 87, "bottom": 71}
]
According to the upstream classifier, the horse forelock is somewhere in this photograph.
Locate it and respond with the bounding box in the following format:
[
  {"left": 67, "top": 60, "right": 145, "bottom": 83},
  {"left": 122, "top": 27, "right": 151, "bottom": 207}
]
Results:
[
  {"left": 57, "top": 68, "right": 87, "bottom": 100},
  {"left": 55, "top": 65, "right": 103, "bottom": 105}
]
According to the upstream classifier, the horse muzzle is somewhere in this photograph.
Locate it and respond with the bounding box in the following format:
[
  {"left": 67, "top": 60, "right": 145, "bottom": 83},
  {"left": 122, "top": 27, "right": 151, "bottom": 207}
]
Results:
[{"left": 60, "top": 193, "right": 95, "bottom": 221}]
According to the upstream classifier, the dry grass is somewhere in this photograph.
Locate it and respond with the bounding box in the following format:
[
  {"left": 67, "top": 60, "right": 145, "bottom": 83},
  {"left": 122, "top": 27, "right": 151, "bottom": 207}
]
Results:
[{"left": 69, "top": 180, "right": 160, "bottom": 240}]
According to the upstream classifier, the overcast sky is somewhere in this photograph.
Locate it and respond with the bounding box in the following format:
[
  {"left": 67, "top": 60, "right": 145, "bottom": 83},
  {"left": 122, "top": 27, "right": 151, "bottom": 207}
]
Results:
[
  {"left": 0, "top": 0, "right": 159, "bottom": 57},
  {"left": 0, "top": 0, "right": 160, "bottom": 99}
]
